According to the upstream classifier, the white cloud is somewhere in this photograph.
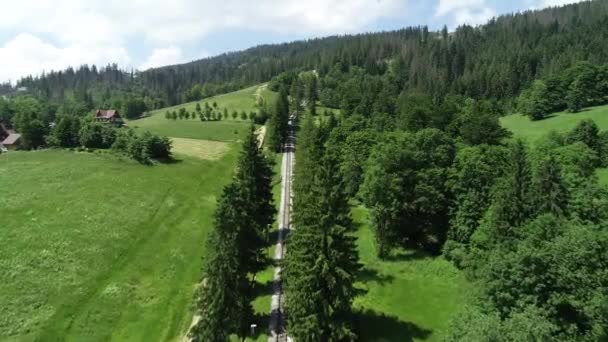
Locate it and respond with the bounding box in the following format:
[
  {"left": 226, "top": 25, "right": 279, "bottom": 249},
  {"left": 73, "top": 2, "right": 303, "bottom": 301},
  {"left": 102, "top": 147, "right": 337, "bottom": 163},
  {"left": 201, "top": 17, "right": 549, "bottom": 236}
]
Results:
[
  {"left": 435, "top": 0, "right": 496, "bottom": 27},
  {"left": 0, "top": 0, "right": 408, "bottom": 82},
  {"left": 140, "top": 47, "right": 185, "bottom": 70},
  {"left": 0, "top": 33, "right": 131, "bottom": 83}
]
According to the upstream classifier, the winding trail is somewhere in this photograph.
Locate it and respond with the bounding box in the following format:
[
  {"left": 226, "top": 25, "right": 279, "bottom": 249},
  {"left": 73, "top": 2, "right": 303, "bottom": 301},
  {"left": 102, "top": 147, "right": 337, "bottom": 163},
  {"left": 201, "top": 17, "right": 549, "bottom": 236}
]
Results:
[{"left": 268, "top": 116, "right": 296, "bottom": 342}]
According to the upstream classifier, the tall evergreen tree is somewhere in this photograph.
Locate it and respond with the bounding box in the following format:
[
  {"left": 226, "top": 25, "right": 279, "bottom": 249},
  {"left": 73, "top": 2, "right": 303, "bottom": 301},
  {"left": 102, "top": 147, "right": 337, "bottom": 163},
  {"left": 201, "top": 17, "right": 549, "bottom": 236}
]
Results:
[
  {"left": 266, "top": 87, "right": 289, "bottom": 152},
  {"left": 193, "top": 126, "right": 275, "bottom": 341},
  {"left": 481, "top": 140, "right": 533, "bottom": 242},
  {"left": 534, "top": 155, "right": 569, "bottom": 216},
  {"left": 286, "top": 117, "right": 359, "bottom": 341},
  {"left": 234, "top": 125, "right": 276, "bottom": 274},
  {"left": 191, "top": 183, "right": 247, "bottom": 342}
]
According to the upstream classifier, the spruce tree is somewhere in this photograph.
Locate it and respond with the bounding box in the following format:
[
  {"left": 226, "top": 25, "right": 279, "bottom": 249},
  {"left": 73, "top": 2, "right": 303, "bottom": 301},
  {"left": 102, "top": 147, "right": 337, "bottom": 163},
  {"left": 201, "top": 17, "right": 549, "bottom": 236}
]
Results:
[
  {"left": 484, "top": 139, "right": 533, "bottom": 241},
  {"left": 266, "top": 87, "right": 289, "bottom": 152},
  {"left": 285, "top": 117, "right": 358, "bottom": 341},
  {"left": 193, "top": 127, "right": 275, "bottom": 341},
  {"left": 234, "top": 125, "right": 276, "bottom": 273},
  {"left": 191, "top": 183, "right": 247, "bottom": 341},
  {"left": 534, "top": 155, "right": 568, "bottom": 217}
]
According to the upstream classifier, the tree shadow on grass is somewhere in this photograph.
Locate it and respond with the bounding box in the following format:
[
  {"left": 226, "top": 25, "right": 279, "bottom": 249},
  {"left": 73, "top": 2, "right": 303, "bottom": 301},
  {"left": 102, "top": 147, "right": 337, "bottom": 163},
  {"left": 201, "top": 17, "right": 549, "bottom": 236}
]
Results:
[
  {"left": 354, "top": 309, "right": 433, "bottom": 342},
  {"left": 156, "top": 157, "right": 183, "bottom": 164},
  {"left": 357, "top": 268, "right": 395, "bottom": 285},
  {"left": 383, "top": 248, "right": 430, "bottom": 263},
  {"left": 252, "top": 278, "right": 274, "bottom": 298}
]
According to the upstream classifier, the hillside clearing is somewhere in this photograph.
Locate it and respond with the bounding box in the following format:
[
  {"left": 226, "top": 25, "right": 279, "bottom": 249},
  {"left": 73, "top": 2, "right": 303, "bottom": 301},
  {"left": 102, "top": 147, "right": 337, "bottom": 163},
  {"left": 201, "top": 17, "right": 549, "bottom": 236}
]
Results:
[
  {"left": 130, "top": 119, "right": 251, "bottom": 142},
  {"left": 500, "top": 105, "right": 608, "bottom": 145},
  {"left": 147, "top": 84, "right": 277, "bottom": 119}
]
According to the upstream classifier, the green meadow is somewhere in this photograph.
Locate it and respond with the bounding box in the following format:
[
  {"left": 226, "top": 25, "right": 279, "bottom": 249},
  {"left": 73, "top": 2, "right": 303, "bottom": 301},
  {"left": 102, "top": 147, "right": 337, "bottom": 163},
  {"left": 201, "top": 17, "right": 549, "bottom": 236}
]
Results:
[
  {"left": 501, "top": 104, "right": 608, "bottom": 185},
  {"left": 128, "top": 84, "right": 275, "bottom": 142},
  {"left": 500, "top": 105, "right": 608, "bottom": 145},
  {"left": 352, "top": 206, "right": 470, "bottom": 342},
  {"left": 0, "top": 143, "right": 239, "bottom": 341}
]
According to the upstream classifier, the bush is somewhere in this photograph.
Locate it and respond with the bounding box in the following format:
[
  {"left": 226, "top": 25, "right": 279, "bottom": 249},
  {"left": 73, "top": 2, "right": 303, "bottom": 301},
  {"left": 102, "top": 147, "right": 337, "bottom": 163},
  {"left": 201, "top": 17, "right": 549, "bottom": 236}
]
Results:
[
  {"left": 79, "top": 122, "right": 116, "bottom": 148},
  {"left": 112, "top": 128, "right": 172, "bottom": 163}
]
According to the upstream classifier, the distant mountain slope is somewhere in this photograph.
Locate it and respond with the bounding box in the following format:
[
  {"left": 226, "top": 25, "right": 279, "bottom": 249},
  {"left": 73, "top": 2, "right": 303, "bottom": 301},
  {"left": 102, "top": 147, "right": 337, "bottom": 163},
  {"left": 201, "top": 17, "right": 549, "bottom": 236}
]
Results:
[{"left": 10, "top": 0, "right": 608, "bottom": 107}]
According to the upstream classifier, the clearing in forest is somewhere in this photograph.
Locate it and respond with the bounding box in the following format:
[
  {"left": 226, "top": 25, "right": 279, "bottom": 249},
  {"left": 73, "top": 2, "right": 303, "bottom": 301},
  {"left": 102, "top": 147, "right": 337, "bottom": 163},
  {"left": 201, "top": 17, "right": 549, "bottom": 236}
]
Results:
[{"left": 352, "top": 206, "right": 470, "bottom": 342}]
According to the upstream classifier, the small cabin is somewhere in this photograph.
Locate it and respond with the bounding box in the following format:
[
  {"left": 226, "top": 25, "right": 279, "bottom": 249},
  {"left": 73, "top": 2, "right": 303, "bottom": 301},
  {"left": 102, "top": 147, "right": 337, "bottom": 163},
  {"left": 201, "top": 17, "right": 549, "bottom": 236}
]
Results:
[
  {"left": 2, "top": 133, "right": 22, "bottom": 150},
  {"left": 94, "top": 109, "right": 123, "bottom": 125}
]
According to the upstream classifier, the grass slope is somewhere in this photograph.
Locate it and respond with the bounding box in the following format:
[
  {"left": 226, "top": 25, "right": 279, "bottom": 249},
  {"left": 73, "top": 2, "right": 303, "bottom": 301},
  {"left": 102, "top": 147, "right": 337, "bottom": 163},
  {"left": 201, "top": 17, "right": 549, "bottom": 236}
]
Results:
[
  {"left": 0, "top": 148, "right": 238, "bottom": 341},
  {"left": 352, "top": 206, "right": 469, "bottom": 342},
  {"left": 130, "top": 118, "right": 251, "bottom": 142},
  {"left": 500, "top": 105, "right": 608, "bottom": 145},
  {"left": 501, "top": 104, "right": 608, "bottom": 186},
  {"left": 129, "top": 85, "right": 276, "bottom": 142}
]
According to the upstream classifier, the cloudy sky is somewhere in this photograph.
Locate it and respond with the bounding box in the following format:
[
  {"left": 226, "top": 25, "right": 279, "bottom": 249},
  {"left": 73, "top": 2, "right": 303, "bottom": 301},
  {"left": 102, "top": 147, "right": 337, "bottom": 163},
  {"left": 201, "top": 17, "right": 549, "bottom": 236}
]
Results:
[{"left": 0, "top": 0, "right": 584, "bottom": 82}]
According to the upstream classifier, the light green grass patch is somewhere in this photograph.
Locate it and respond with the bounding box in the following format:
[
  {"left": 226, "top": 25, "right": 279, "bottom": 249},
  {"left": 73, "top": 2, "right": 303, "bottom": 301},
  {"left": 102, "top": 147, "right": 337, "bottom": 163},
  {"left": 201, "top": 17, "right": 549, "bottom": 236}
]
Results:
[
  {"left": 0, "top": 148, "right": 239, "bottom": 341},
  {"left": 148, "top": 84, "right": 276, "bottom": 120},
  {"left": 129, "top": 84, "right": 275, "bottom": 141},
  {"left": 130, "top": 119, "right": 251, "bottom": 142},
  {"left": 171, "top": 137, "right": 231, "bottom": 160},
  {"left": 500, "top": 105, "right": 608, "bottom": 145},
  {"left": 352, "top": 206, "right": 470, "bottom": 342}
]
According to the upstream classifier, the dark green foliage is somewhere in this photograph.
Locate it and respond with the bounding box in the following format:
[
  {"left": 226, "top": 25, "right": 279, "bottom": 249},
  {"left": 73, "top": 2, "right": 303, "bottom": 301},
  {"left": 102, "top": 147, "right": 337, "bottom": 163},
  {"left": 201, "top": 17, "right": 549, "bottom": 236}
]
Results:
[
  {"left": 79, "top": 121, "right": 116, "bottom": 149},
  {"left": 517, "top": 80, "right": 552, "bottom": 120},
  {"left": 533, "top": 156, "right": 569, "bottom": 217},
  {"left": 444, "top": 144, "right": 510, "bottom": 266},
  {"left": 305, "top": 75, "right": 318, "bottom": 116},
  {"left": 336, "top": 129, "right": 378, "bottom": 198},
  {"left": 286, "top": 114, "right": 359, "bottom": 341},
  {"left": 233, "top": 125, "right": 276, "bottom": 274},
  {"left": 266, "top": 87, "right": 289, "bottom": 152},
  {"left": 192, "top": 126, "right": 274, "bottom": 340},
  {"left": 451, "top": 99, "right": 510, "bottom": 145},
  {"left": 123, "top": 96, "right": 147, "bottom": 119},
  {"left": 109, "top": 128, "right": 172, "bottom": 163},
  {"left": 447, "top": 126, "right": 608, "bottom": 340},
  {"left": 566, "top": 119, "right": 601, "bottom": 159},
  {"left": 478, "top": 215, "right": 608, "bottom": 340},
  {"left": 362, "top": 129, "right": 455, "bottom": 256},
  {"left": 478, "top": 140, "right": 533, "bottom": 243},
  {"left": 47, "top": 115, "right": 81, "bottom": 147},
  {"left": 191, "top": 183, "right": 248, "bottom": 342}
]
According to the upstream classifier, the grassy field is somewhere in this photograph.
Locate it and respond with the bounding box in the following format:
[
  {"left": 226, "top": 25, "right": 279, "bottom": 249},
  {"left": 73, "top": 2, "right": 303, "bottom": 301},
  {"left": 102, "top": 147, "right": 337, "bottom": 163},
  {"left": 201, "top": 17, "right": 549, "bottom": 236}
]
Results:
[
  {"left": 352, "top": 206, "right": 470, "bottom": 342},
  {"left": 0, "top": 144, "right": 239, "bottom": 341},
  {"left": 500, "top": 105, "right": 608, "bottom": 145},
  {"left": 501, "top": 105, "right": 608, "bottom": 186},
  {"left": 130, "top": 118, "right": 252, "bottom": 142},
  {"left": 128, "top": 84, "right": 276, "bottom": 142},
  {"left": 148, "top": 84, "right": 276, "bottom": 118},
  {"left": 170, "top": 137, "right": 231, "bottom": 160}
]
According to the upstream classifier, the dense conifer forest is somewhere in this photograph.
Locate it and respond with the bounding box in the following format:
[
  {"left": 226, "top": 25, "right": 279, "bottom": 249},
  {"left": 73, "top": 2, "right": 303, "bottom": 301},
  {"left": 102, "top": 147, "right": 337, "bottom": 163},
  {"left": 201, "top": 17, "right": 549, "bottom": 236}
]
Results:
[{"left": 2, "top": 0, "right": 608, "bottom": 110}]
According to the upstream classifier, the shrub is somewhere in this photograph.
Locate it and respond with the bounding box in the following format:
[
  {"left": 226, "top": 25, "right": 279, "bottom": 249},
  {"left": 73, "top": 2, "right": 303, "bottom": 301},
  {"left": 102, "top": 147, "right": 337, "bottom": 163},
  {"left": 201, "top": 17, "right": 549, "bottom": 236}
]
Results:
[{"left": 79, "top": 122, "right": 116, "bottom": 148}]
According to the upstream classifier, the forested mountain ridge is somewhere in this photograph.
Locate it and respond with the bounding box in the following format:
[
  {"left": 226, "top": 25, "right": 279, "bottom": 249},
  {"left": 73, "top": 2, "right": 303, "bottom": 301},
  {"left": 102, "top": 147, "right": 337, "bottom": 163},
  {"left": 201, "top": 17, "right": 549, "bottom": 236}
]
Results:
[{"left": 6, "top": 0, "right": 608, "bottom": 109}]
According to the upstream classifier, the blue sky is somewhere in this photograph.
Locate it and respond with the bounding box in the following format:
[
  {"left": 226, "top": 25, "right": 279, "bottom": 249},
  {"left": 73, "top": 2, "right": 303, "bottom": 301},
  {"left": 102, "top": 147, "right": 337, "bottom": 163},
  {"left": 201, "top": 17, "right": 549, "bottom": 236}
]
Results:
[{"left": 0, "top": 0, "right": 583, "bottom": 82}]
